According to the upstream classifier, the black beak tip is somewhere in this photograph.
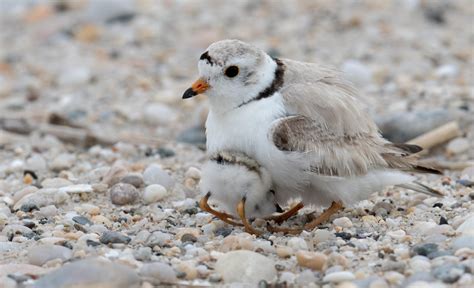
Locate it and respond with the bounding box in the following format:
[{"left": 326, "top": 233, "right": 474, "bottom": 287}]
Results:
[{"left": 182, "top": 88, "right": 197, "bottom": 99}]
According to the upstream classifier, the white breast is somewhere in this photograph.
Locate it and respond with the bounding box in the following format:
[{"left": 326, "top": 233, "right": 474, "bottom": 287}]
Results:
[{"left": 206, "top": 94, "right": 310, "bottom": 203}]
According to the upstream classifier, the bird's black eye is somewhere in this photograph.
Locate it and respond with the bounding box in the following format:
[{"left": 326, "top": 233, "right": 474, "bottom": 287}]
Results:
[{"left": 224, "top": 66, "right": 239, "bottom": 78}]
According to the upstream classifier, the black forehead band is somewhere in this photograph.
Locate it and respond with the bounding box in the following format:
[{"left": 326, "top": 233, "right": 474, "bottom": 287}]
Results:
[{"left": 199, "top": 51, "right": 214, "bottom": 66}]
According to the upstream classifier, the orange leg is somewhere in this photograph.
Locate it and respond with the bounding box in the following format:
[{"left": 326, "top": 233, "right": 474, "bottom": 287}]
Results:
[
  {"left": 237, "top": 197, "right": 264, "bottom": 236},
  {"left": 264, "top": 201, "right": 304, "bottom": 224},
  {"left": 266, "top": 201, "right": 343, "bottom": 234},
  {"left": 304, "top": 201, "right": 343, "bottom": 230},
  {"left": 199, "top": 192, "right": 242, "bottom": 226}
]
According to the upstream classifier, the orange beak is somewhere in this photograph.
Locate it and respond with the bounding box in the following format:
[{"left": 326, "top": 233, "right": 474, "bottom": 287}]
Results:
[{"left": 182, "top": 78, "right": 209, "bottom": 99}]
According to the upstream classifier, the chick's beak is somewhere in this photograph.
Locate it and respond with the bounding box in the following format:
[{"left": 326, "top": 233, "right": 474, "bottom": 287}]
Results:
[{"left": 182, "top": 78, "right": 209, "bottom": 99}]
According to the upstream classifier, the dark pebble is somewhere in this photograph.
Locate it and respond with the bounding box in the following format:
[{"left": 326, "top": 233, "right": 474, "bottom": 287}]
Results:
[
  {"left": 456, "top": 179, "right": 474, "bottom": 187},
  {"left": 183, "top": 207, "right": 199, "bottom": 215},
  {"left": 156, "top": 147, "right": 176, "bottom": 158},
  {"left": 100, "top": 231, "right": 131, "bottom": 244},
  {"left": 410, "top": 243, "right": 438, "bottom": 257},
  {"left": 120, "top": 174, "right": 144, "bottom": 188},
  {"left": 176, "top": 126, "right": 206, "bottom": 147},
  {"left": 215, "top": 227, "right": 232, "bottom": 237},
  {"left": 433, "top": 203, "right": 443, "bottom": 208},
  {"left": 432, "top": 263, "right": 467, "bottom": 284},
  {"left": 20, "top": 203, "right": 39, "bottom": 212},
  {"left": 72, "top": 216, "right": 93, "bottom": 226},
  {"left": 23, "top": 220, "right": 36, "bottom": 229},
  {"left": 176, "top": 271, "right": 187, "bottom": 279},
  {"left": 439, "top": 216, "right": 448, "bottom": 225},
  {"left": 181, "top": 233, "right": 197, "bottom": 243},
  {"left": 335, "top": 232, "right": 352, "bottom": 240},
  {"left": 86, "top": 239, "right": 102, "bottom": 247},
  {"left": 428, "top": 250, "right": 452, "bottom": 259}
]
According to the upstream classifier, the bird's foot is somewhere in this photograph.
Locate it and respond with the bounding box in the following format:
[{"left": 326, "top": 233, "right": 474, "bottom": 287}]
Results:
[
  {"left": 199, "top": 192, "right": 243, "bottom": 226},
  {"left": 237, "top": 197, "right": 264, "bottom": 236},
  {"left": 264, "top": 201, "right": 304, "bottom": 224},
  {"left": 303, "top": 201, "right": 343, "bottom": 230}
]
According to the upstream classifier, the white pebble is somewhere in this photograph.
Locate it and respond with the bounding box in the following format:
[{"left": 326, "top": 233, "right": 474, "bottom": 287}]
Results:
[
  {"left": 446, "top": 137, "right": 470, "bottom": 155},
  {"left": 143, "top": 184, "right": 167, "bottom": 204},
  {"left": 387, "top": 229, "right": 406, "bottom": 240},
  {"left": 185, "top": 167, "right": 201, "bottom": 180},
  {"left": 323, "top": 271, "right": 355, "bottom": 282},
  {"left": 333, "top": 217, "right": 353, "bottom": 228},
  {"left": 287, "top": 237, "right": 308, "bottom": 251}
]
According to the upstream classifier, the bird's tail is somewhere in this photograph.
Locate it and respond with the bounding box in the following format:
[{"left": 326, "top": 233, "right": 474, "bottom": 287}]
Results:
[{"left": 396, "top": 181, "right": 443, "bottom": 197}]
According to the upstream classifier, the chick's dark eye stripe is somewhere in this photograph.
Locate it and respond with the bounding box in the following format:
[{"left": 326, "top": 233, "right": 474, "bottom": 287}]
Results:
[
  {"left": 237, "top": 58, "right": 285, "bottom": 108},
  {"left": 200, "top": 51, "right": 214, "bottom": 66}
]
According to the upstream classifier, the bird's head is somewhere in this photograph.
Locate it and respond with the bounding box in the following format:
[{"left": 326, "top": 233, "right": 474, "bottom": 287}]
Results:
[{"left": 183, "top": 39, "right": 277, "bottom": 112}]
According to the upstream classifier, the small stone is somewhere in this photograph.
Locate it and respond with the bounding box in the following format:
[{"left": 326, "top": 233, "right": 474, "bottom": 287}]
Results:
[
  {"left": 452, "top": 235, "right": 474, "bottom": 250},
  {"left": 20, "top": 203, "right": 39, "bottom": 212},
  {"left": 38, "top": 205, "right": 58, "bottom": 218},
  {"left": 143, "top": 164, "right": 175, "bottom": 189},
  {"left": 296, "top": 250, "right": 327, "bottom": 271},
  {"left": 323, "top": 271, "right": 356, "bottom": 283},
  {"left": 120, "top": 174, "right": 144, "bottom": 188},
  {"left": 143, "top": 184, "right": 167, "bottom": 204},
  {"left": 432, "top": 263, "right": 466, "bottom": 284},
  {"left": 296, "top": 269, "right": 317, "bottom": 285},
  {"left": 372, "top": 201, "right": 394, "bottom": 216},
  {"left": 41, "top": 178, "right": 74, "bottom": 188},
  {"left": 59, "top": 184, "right": 93, "bottom": 194},
  {"left": 72, "top": 216, "right": 93, "bottom": 226},
  {"left": 287, "top": 237, "right": 308, "bottom": 250},
  {"left": 410, "top": 243, "right": 438, "bottom": 257},
  {"left": 215, "top": 250, "right": 277, "bottom": 284},
  {"left": 34, "top": 258, "right": 139, "bottom": 288},
  {"left": 185, "top": 167, "right": 201, "bottom": 180},
  {"left": 146, "top": 231, "right": 172, "bottom": 247},
  {"left": 384, "top": 271, "right": 405, "bottom": 286},
  {"left": 275, "top": 246, "right": 292, "bottom": 258},
  {"left": 313, "top": 229, "right": 332, "bottom": 243},
  {"left": 181, "top": 233, "right": 197, "bottom": 243},
  {"left": 215, "top": 227, "right": 232, "bottom": 237},
  {"left": 102, "top": 164, "right": 128, "bottom": 186},
  {"left": 435, "top": 64, "right": 459, "bottom": 78},
  {"left": 176, "top": 126, "right": 206, "bottom": 146},
  {"left": 14, "top": 189, "right": 69, "bottom": 211},
  {"left": 50, "top": 153, "right": 75, "bottom": 171},
  {"left": 387, "top": 229, "right": 406, "bottom": 240},
  {"left": 456, "top": 214, "right": 474, "bottom": 235},
  {"left": 177, "top": 261, "right": 198, "bottom": 280},
  {"left": 409, "top": 256, "right": 431, "bottom": 271},
  {"left": 28, "top": 245, "right": 72, "bottom": 266},
  {"left": 133, "top": 247, "right": 152, "bottom": 261},
  {"left": 110, "top": 183, "right": 139, "bottom": 205},
  {"left": 57, "top": 67, "right": 91, "bottom": 86},
  {"left": 446, "top": 138, "right": 469, "bottom": 156},
  {"left": 333, "top": 217, "right": 353, "bottom": 228},
  {"left": 139, "top": 262, "right": 177, "bottom": 284},
  {"left": 26, "top": 154, "right": 47, "bottom": 172},
  {"left": 100, "top": 231, "right": 131, "bottom": 244}
]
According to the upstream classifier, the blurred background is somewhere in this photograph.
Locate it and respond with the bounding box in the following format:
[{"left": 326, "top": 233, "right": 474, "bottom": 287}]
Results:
[{"left": 0, "top": 0, "right": 472, "bottom": 156}]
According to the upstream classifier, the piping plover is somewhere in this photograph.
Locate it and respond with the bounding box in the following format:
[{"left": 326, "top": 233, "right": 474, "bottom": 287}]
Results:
[
  {"left": 184, "top": 39, "right": 441, "bottom": 231},
  {"left": 199, "top": 150, "right": 303, "bottom": 235}
]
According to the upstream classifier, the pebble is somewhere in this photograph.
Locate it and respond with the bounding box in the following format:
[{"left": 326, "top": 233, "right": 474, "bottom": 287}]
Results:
[
  {"left": 110, "top": 183, "right": 139, "bottom": 205},
  {"left": 100, "top": 231, "right": 131, "bottom": 244},
  {"left": 14, "top": 189, "right": 69, "bottom": 211},
  {"left": 34, "top": 258, "right": 140, "bottom": 288},
  {"left": 296, "top": 250, "right": 327, "bottom": 271},
  {"left": 333, "top": 217, "right": 353, "bottom": 228},
  {"left": 177, "top": 261, "right": 198, "bottom": 280},
  {"left": 185, "top": 167, "right": 201, "bottom": 180},
  {"left": 143, "top": 164, "right": 175, "bottom": 189},
  {"left": 313, "top": 229, "right": 332, "bottom": 243},
  {"left": 59, "top": 184, "right": 93, "bottom": 194},
  {"left": 456, "top": 214, "right": 474, "bottom": 235},
  {"left": 38, "top": 205, "right": 58, "bottom": 218},
  {"left": 28, "top": 245, "right": 72, "bottom": 266},
  {"left": 49, "top": 153, "right": 76, "bottom": 171},
  {"left": 41, "top": 178, "right": 74, "bottom": 188},
  {"left": 287, "top": 237, "right": 308, "bottom": 250},
  {"left": 72, "top": 215, "right": 93, "bottom": 226},
  {"left": 120, "top": 173, "right": 144, "bottom": 188},
  {"left": 296, "top": 269, "right": 317, "bottom": 285},
  {"left": 133, "top": 246, "right": 152, "bottom": 261},
  {"left": 410, "top": 243, "right": 438, "bottom": 258},
  {"left": 387, "top": 229, "right": 406, "bottom": 240},
  {"left": 409, "top": 256, "right": 431, "bottom": 272},
  {"left": 176, "top": 126, "right": 206, "bottom": 146},
  {"left": 452, "top": 235, "right": 474, "bottom": 250},
  {"left": 323, "top": 271, "right": 356, "bottom": 283},
  {"left": 26, "top": 154, "right": 47, "bottom": 172},
  {"left": 139, "top": 262, "right": 177, "bottom": 284},
  {"left": 276, "top": 246, "right": 293, "bottom": 258},
  {"left": 435, "top": 64, "right": 459, "bottom": 78},
  {"left": 143, "top": 184, "right": 167, "bottom": 204},
  {"left": 432, "top": 263, "right": 466, "bottom": 284},
  {"left": 215, "top": 250, "right": 277, "bottom": 284},
  {"left": 446, "top": 137, "right": 470, "bottom": 156}
]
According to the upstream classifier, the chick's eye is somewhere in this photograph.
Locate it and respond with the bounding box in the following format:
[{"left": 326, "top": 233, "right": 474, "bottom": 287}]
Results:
[{"left": 224, "top": 66, "right": 239, "bottom": 78}]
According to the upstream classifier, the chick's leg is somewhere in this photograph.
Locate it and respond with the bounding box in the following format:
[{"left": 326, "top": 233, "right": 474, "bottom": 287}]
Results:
[
  {"left": 237, "top": 197, "right": 263, "bottom": 236},
  {"left": 199, "top": 192, "right": 242, "bottom": 226},
  {"left": 264, "top": 201, "right": 304, "bottom": 224},
  {"left": 304, "top": 201, "right": 343, "bottom": 230}
]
